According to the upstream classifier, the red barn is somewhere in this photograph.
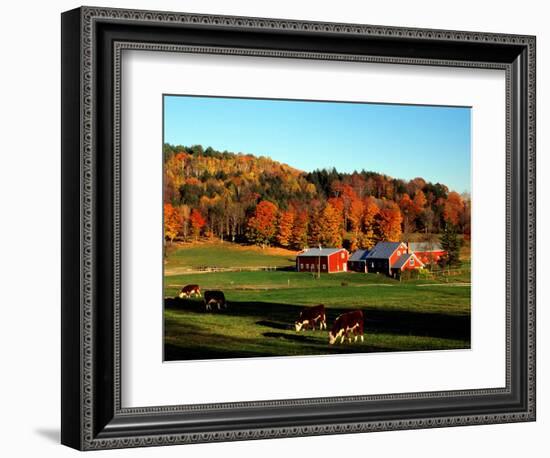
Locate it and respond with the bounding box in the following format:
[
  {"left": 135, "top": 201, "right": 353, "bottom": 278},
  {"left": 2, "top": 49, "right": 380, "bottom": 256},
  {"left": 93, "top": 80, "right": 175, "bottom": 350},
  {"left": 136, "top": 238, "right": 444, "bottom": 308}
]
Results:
[
  {"left": 390, "top": 252, "right": 424, "bottom": 276},
  {"left": 362, "top": 241, "right": 424, "bottom": 277},
  {"left": 408, "top": 242, "right": 447, "bottom": 265},
  {"left": 364, "top": 242, "right": 409, "bottom": 275},
  {"left": 296, "top": 248, "right": 349, "bottom": 273}
]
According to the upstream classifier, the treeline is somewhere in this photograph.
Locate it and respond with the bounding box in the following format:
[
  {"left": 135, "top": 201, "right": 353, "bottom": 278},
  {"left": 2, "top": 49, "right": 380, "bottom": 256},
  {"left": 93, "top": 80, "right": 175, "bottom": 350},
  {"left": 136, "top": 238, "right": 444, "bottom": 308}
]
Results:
[{"left": 163, "top": 144, "right": 471, "bottom": 251}]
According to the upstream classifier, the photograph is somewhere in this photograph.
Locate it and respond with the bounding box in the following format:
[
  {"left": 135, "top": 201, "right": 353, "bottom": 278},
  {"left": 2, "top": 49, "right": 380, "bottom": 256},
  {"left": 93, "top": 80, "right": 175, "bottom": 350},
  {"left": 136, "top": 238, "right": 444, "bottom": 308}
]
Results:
[
  {"left": 162, "top": 95, "right": 472, "bottom": 361},
  {"left": 55, "top": 2, "right": 537, "bottom": 452}
]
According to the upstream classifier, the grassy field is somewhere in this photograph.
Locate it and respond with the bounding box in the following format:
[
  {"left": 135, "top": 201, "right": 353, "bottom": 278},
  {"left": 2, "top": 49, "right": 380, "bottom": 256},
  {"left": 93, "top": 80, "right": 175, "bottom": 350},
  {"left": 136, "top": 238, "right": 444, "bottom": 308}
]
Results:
[
  {"left": 163, "top": 241, "right": 471, "bottom": 361},
  {"left": 164, "top": 241, "right": 298, "bottom": 274}
]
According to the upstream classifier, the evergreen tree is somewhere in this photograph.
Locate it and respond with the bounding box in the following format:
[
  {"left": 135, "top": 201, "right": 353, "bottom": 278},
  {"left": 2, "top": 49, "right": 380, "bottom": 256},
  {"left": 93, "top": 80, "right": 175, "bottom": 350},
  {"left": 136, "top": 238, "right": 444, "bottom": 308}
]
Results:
[{"left": 440, "top": 224, "right": 462, "bottom": 266}]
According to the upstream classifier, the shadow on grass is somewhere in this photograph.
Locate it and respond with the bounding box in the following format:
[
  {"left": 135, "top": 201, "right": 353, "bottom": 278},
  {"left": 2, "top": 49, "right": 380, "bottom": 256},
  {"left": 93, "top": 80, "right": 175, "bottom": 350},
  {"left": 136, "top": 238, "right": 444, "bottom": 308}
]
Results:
[
  {"left": 262, "top": 331, "right": 313, "bottom": 342},
  {"left": 279, "top": 264, "right": 297, "bottom": 271},
  {"left": 165, "top": 297, "right": 470, "bottom": 341},
  {"left": 165, "top": 337, "right": 388, "bottom": 361},
  {"left": 165, "top": 296, "right": 206, "bottom": 312},
  {"left": 164, "top": 296, "right": 470, "bottom": 361},
  {"left": 363, "top": 308, "right": 470, "bottom": 341},
  {"left": 256, "top": 320, "right": 292, "bottom": 331},
  {"left": 164, "top": 343, "right": 269, "bottom": 361}
]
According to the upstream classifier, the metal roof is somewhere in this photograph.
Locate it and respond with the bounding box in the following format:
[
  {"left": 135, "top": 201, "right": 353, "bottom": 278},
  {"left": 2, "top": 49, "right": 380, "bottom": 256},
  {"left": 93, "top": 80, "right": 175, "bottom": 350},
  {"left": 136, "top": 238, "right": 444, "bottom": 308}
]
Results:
[
  {"left": 392, "top": 253, "right": 412, "bottom": 269},
  {"left": 409, "top": 242, "right": 443, "bottom": 252},
  {"left": 348, "top": 249, "right": 370, "bottom": 262},
  {"left": 365, "top": 242, "right": 404, "bottom": 259},
  {"left": 297, "top": 247, "right": 346, "bottom": 257},
  {"left": 392, "top": 252, "right": 424, "bottom": 269}
]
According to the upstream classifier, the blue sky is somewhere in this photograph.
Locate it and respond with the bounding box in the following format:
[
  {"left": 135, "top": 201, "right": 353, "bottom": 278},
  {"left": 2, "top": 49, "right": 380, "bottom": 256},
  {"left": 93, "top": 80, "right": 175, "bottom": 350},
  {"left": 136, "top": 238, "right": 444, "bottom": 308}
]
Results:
[{"left": 164, "top": 95, "right": 471, "bottom": 193}]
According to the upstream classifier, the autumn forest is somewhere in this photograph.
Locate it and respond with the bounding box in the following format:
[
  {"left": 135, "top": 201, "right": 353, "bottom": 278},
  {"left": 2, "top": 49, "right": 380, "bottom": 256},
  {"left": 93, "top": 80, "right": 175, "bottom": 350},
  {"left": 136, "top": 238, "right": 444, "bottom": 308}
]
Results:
[{"left": 163, "top": 143, "right": 471, "bottom": 252}]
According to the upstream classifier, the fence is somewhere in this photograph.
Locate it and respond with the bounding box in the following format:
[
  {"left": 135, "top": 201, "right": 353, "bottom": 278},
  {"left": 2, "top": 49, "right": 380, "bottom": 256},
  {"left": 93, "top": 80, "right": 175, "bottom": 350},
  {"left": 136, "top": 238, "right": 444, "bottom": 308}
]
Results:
[
  {"left": 400, "top": 266, "right": 471, "bottom": 282},
  {"left": 180, "top": 265, "right": 293, "bottom": 274}
]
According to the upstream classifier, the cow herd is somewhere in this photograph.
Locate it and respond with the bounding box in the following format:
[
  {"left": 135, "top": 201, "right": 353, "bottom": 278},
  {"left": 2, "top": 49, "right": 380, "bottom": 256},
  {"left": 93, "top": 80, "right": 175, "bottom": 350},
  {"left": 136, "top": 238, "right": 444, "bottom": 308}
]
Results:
[
  {"left": 294, "top": 304, "right": 364, "bottom": 345},
  {"left": 178, "top": 284, "right": 227, "bottom": 311},
  {"left": 176, "top": 284, "right": 364, "bottom": 345}
]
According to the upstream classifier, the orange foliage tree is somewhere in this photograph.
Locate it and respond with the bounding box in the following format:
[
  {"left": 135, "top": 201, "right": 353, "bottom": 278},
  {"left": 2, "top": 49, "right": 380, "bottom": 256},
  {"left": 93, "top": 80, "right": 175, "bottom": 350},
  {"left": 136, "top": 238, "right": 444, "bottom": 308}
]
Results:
[
  {"left": 246, "top": 200, "right": 278, "bottom": 247},
  {"left": 399, "top": 193, "right": 417, "bottom": 234},
  {"left": 376, "top": 202, "right": 403, "bottom": 242},
  {"left": 443, "top": 191, "right": 464, "bottom": 226},
  {"left": 189, "top": 208, "right": 206, "bottom": 240},
  {"left": 164, "top": 203, "right": 182, "bottom": 243},
  {"left": 319, "top": 202, "right": 343, "bottom": 247},
  {"left": 348, "top": 197, "right": 364, "bottom": 251},
  {"left": 276, "top": 209, "right": 295, "bottom": 247},
  {"left": 308, "top": 204, "right": 323, "bottom": 246},
  {"left": 291, "top": 210, "right": 309, "bottom": 249},
  {"left": 361, "top": 196, "right": 380, "bottom": 249},
  {"left": 413, "top": 189, "right": 427, "bottom": 212}
]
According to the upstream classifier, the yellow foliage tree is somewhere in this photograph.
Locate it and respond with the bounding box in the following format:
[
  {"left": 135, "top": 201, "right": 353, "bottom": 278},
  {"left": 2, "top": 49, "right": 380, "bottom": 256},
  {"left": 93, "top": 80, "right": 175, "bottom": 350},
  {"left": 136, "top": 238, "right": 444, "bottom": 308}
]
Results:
[
  {"left": 319, "top": 202, "right": 343, "bottom": 247},
  {"left": 276, "top": 209, "right": 295, "bottom": 247},
  {"left": 164, "top": 203, "right": 182, "bottom": 243}
]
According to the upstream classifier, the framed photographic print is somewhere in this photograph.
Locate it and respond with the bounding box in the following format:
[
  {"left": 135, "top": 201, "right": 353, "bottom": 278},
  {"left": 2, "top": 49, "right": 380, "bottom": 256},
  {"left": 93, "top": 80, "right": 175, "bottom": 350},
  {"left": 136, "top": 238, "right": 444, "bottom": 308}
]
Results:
[{"left": 61, "top": 6, "right": 536, "bottom": 450}]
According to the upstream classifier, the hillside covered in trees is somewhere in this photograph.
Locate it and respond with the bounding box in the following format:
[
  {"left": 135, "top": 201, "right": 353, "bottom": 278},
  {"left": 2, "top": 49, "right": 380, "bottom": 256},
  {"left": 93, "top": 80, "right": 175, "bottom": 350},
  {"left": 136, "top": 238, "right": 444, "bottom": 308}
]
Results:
[{"left": 163, "top": 144, "right": 471, "bottom": 251}]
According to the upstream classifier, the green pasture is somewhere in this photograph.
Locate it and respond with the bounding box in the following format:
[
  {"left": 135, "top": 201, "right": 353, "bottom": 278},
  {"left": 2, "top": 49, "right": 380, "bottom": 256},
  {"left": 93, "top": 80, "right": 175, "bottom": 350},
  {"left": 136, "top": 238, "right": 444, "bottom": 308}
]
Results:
[
  {"left": 163, "top": 243, "right": 471, "bottom": 361},
  {"left": 165, "top": 242, "right": 296, "bottom": 272}
]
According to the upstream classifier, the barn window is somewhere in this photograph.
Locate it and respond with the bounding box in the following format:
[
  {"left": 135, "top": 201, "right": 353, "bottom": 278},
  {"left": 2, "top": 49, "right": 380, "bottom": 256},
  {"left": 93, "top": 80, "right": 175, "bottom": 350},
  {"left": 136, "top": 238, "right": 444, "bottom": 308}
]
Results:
[
  {"left": 409, "top": 258, "right": 414, "bottom": 266},
  {"left": 322, "top": 264, "right": 326, "bottom": 270},
  {"left": 341, "top": 252, "right": 345, "bottom": 259},
  {"left": 397, "top": 250, "right": 401, "bottom": 256},
  {"left": 300, "top": 263, "right": 304, "bottom": 269}
]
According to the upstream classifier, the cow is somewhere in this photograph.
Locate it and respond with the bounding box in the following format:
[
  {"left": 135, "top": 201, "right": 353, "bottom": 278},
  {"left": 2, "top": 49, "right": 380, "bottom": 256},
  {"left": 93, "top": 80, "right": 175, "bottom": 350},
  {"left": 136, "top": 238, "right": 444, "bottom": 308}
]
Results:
[
  {"left": 178, "top": 284, "right": 201, "bottom": 299},
  {"left": 203, "top": 290, "right": 227, "bottom": 311},
  {"left": 328, "top": 310, "right": 364, "bottom": 344},
  {"left": 295, "top": 304, "right": 327, "bottom": 331}
]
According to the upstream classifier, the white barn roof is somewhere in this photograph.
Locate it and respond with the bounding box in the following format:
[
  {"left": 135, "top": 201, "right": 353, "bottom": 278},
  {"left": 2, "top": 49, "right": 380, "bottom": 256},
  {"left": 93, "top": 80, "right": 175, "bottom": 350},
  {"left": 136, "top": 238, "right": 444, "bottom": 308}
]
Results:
[{"left": 297, "top": 248, "right": 345, "bottom": 257}]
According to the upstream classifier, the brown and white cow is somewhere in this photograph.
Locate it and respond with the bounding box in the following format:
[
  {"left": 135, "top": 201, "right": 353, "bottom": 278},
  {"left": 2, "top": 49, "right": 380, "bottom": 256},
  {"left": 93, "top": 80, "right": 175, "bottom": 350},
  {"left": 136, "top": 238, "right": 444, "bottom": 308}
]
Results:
[
  {"left": 203, "top": 290, "right": 227, "bottom": 311},
  {"left": 295, "top": 304, "right": 327, "bottom": 331},
  {"left": 328, "top": 310, "right": 364, "bottom": 344},
  {"left": 178, "top": 284, "right": 201, "bottom": 299}
]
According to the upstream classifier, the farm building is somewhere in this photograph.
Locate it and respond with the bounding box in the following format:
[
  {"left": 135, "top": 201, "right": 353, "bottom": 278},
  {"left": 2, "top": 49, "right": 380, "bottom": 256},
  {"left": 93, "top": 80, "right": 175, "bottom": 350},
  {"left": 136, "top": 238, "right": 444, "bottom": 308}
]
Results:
[
  {"left": 408, "top": 242, "right": 447, "bottom": 265},
  {"left": 363, "top": 241, "right": 424, "bottom": 276},
  {"left": 296, "top": 247, "right": 349, "bottom": 273},
  {"left": 347, "top": 249, "right": 370, "bottom": 272},
  {"left": 390, "top": 252, "right": 424, "bottom": 276}
]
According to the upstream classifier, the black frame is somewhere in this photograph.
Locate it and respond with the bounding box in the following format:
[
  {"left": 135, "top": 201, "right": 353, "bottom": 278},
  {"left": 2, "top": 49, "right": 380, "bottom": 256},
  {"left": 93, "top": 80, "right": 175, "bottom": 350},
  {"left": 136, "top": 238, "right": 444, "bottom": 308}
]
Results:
[{"left": 61, "top": 6, "right": 536, "bottom": 450}]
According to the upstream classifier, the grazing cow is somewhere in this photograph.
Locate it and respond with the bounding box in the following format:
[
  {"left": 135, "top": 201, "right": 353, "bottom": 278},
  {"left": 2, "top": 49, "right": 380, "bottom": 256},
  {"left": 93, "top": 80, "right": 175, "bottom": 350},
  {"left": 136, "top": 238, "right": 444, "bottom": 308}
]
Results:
[
  {"left": 178, "top": 284, "right": 201, "bottom": 299},
  {"left": 328, "top": 310, "right": 364, "bottom": 344},
  {"left": 203, "top": 290, "right": 227, "bottom": 311},
  {"left": 295, "top": 304, "right": 327, "bottom": 331}
]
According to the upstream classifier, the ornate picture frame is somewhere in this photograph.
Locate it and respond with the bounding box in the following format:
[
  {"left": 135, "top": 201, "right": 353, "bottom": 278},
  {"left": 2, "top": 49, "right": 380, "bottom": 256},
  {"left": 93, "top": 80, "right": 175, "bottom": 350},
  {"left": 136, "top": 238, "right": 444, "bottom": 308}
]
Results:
[{"left": 61, "top": 6, "right": 536, "bottom": 450}]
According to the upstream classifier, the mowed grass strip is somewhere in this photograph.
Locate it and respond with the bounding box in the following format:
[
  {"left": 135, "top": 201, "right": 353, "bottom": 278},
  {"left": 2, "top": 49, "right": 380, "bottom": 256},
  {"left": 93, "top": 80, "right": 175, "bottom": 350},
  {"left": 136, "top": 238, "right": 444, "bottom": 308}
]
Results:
[
  {"left": 165, "top": 241, "right": 297, "bottom": 272},
  {"left": 165, "top": 271, "right": 469, "bottom": 313}
]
